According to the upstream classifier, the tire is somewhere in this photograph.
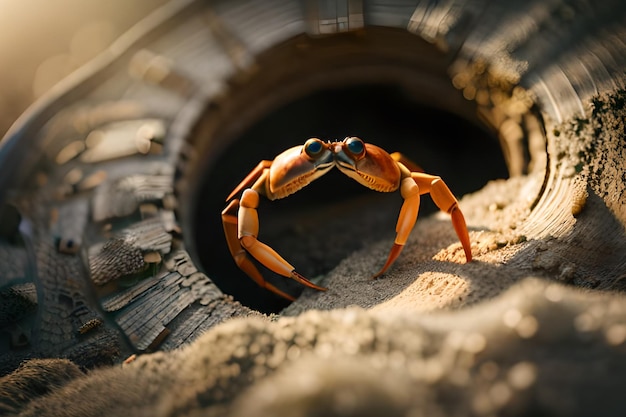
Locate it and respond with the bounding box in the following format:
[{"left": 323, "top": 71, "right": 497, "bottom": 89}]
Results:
[{"left": 0, "top": 1, "right": 624, "bottom": 406}]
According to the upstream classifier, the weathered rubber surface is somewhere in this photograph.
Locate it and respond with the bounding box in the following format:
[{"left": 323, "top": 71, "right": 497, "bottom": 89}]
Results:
[{"left": 1, "top": 0, "right": 625, "bottom": 416}]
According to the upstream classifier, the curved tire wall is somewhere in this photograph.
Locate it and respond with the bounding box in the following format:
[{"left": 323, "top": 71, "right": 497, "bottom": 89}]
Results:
[{"left": 0, "top": 0, "right": 625, "bottom": 415}]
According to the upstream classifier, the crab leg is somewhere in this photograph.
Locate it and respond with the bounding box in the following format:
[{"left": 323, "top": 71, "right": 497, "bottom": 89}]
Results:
[
  {"left": 222, "top": 199, "right": 297, "bottom": 300},
  {"left": 226, "top": 160, "right": 272, "bottom": 202},
  {"left": 373, "top": 177, "right": 421, "bottom": 278},
  {"left": 411, "top": 172, "right": 472, "bottom": 262},
  {"left": 237, "top": 189, "right": 327, "bottom": 293},
  {"left": 390, "top": 152, "right": 424, "bottom": 173}
]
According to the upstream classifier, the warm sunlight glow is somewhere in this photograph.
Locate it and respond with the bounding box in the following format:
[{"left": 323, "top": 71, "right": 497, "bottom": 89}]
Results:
[{"left": 0, "top": 0, "right": 167, "bottom": 137}]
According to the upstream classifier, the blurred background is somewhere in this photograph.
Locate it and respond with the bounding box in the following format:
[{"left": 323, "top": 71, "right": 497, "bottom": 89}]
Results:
[{"left": 0, "top": 0, "right": 168, "bottom": 138}]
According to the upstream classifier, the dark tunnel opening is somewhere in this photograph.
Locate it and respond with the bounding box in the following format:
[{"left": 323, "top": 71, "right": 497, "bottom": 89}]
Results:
[{"left": 189, "top": 83, "right": 509, "bottom": 313}]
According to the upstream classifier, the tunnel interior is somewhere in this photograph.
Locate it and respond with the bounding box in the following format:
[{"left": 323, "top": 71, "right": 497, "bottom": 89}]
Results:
[
  {"left": 172, "top": 28, "right": 545, "bottom": 313},
  {"left": 189, "top": 82, "right": 509, "bottom": 312}
]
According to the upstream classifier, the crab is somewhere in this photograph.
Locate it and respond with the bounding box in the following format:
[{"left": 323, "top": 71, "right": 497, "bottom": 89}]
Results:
[{"left": 222, "top": 137, "right": 472, "bottom": 301}]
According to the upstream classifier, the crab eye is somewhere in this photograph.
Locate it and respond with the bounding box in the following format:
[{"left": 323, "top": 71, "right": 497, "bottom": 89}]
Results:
[
  {"left": 344, "top": 137, "right": 365, "bottom": 156},
  {"left": 304, "top": 138, "right": 324, "bottom": 157}
]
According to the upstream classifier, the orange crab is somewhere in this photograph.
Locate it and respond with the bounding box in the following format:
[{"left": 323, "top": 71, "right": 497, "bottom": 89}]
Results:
[{"left": 222, "top": 137, "right": 472, "bottom": 300}]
